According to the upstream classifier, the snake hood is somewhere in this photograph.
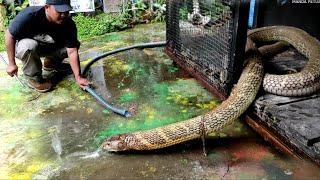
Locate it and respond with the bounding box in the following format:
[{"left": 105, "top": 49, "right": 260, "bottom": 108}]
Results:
[{"left": 103, "top": 133, "right": 151, "bottom": 151}]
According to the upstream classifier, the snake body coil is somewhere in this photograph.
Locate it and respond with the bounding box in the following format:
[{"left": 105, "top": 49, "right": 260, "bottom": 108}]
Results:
[
  {"left": 103, "top": 26, "right": 320, "bottom": 151},
  {"left": 249, "top": 26, "right": 320, "bottom": 96}
]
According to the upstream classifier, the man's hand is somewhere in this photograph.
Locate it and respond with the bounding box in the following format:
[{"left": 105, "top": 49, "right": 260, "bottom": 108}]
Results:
[
  {"left": 6, "top": 64, "right": 18, "bottom": 77},
  {"left": 67, "top": 47, "right": 90, "bottom": 89},
  {"left": 5, "top": 30, "right": 18, "bottom": 77},
  {"left": 75, "top": 76, "right": 90, "bottom": 89}
]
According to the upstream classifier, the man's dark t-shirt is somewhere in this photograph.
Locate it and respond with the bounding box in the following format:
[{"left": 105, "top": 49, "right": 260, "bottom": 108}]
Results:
[{"left": 9, "top": 6, "right": 80, "bottom": 49}]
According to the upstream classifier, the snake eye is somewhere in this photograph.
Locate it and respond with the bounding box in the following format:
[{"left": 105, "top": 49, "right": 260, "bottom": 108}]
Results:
[{"left": 102, "top": 140, "right": 112, "bottom": 148}]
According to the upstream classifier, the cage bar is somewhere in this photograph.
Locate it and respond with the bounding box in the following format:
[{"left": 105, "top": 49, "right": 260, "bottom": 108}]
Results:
[{"left": 165, "top": 0, "right": 249, "bottom": 100}]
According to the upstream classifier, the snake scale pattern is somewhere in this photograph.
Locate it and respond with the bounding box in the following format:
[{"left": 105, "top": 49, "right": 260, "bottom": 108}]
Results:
[
  {"left": 249, "top": 26, "right": 320, "bottom": 96},
  {"left": 102, "top": 26, "right": 320, "bottom": 151}
]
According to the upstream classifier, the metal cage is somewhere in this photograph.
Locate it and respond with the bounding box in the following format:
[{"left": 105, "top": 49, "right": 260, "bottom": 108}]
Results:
[{"left": 165, "top": 0, "right": 249, "bottom": 100}]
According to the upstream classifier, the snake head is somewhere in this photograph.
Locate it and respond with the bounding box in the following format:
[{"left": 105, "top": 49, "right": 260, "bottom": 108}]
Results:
[{"left": 102, "top": 134, "right": 130, "bottom": 152}]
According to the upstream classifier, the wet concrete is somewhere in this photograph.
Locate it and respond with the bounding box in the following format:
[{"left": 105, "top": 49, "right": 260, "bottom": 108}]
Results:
[{"left": 0, "top": 23, "right": 320, "bottom": 179}]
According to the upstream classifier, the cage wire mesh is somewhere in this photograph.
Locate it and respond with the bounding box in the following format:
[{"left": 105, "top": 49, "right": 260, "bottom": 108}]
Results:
[{"left": 165, "top": 0, "right": 245, "bottom": 99}]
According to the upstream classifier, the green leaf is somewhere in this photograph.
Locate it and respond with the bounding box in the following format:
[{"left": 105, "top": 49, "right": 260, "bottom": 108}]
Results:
[{"left": 14, "top": 7, "right": 22, "bottom": 11}]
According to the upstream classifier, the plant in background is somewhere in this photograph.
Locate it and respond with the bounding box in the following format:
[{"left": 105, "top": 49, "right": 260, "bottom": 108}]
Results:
[
  {"left": 0, "top": 0, "right": 6, "bottom": 31},
  {"left": 0, "top": 0, "right": 6, "bottom": 51},
  {"left": 179, "top": 6, "right": 188, "bottom": 21},
  {"left": 0, "top": 0, "right": 32, "bottom": 51},
  {"left": 131, "top": 0, "right": 147, "bottom": 24},
  {"left": 73, "top": 12, "right": 129, "bottom": 40},
  {"left": 5, "top": 0, "right": 28, "bottom": 25},
  {"left": 151, "top": 0, "right": 166, "bottom": 22}
]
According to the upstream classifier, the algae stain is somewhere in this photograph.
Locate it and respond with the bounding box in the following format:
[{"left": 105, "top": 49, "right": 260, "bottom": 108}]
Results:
[
  {"left": 102, "top": 109, "right": 110, "bottom": 114},
  {"left": 0, "top": 84, "right": 35, "bottom": 118},
  {"left": 95, "top": 108, "right": 189, "bottom": 144},
  {"left": 79, "top": 58, "right": 92, "bottom": 66},
  {"left": 105, "top": 56, "right": 130, "bottom": 76},
  {"left": 102, "top": 33, "right": 121, "bottom": 42},
  {"left": 95, "top": 79, "right": 220, "bottom": 144},
  {"left": 80, "top": 33, "right": 123, "bottom": 51},
  {"left": 4, "top": 124, "right": 56, "bottom": 179},
  {"left": 9, "top": 161, "right": 52, "bottom": 180},
  {"left": 119, "top": 92, "right": 137, "bottom": 103},
  {"left": 181, "top": 158, "right": 189, "bottom": 166},
  {"left": 168, "top": 66, "right": 179, "bottom": 73},
  {"left": 0, "top": 75, "right": 86, "bottom": 179}
]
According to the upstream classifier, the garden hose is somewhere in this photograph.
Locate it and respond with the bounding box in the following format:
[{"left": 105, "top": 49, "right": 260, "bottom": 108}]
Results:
[
  {"left": 81, "top": 41, "right": 166, "bottom": 76},
  {"left": 0, "top": 54, "right": 26, "bottom": 87},
  {"left": 81, "top": 41, "right": 166, "bottom": 117},
  {"left": 84, "top": 85, "right": 131, "bottom": 117}
]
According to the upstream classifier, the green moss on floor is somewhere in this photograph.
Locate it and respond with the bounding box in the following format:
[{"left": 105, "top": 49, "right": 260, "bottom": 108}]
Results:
[
  {"left": 95, "top": 78, "right": 219, "bottom": 143},
  {"left": 0, "top": 23, "right": 169, "bottom": 179}
]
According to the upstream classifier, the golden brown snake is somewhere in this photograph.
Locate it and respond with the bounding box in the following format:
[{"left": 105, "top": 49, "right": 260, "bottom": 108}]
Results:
[{"left": 102, "top": 26, "right": 320, "bottom": 151}]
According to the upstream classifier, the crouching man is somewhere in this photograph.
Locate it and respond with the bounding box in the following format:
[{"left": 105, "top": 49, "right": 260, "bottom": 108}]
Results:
[{"left": 5, "top": 0, "right": 89, "bottom": 92}]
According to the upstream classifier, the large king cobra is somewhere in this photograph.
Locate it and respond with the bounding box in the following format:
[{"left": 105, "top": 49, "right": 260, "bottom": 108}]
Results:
[{"left": 102, "top": 26, "right": 320, "bottom": 151}]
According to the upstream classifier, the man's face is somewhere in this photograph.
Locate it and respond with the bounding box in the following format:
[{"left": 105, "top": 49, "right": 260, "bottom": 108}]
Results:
[{"left": 45, "top": 5, "right": 69, "bottom": 24}]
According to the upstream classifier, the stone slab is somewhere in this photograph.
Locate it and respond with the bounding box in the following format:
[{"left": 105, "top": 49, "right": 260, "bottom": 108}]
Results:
[{"left": 249, "top": 47, "right": 320, "bottom": 163}]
